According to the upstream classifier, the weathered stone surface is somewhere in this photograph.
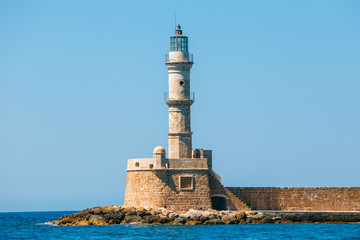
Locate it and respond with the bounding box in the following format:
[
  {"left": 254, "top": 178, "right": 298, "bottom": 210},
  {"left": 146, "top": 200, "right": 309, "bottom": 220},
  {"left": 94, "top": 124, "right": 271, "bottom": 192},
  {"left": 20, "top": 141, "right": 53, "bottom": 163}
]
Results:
[
  {"left": 204, "top": 219, "right": 225, "bottom": 225},
  {"left": 185, "top": 220, "right": 202, "bottom": 225},
  {"left": 219, "top": 211, "right": 236, "bottom": 224},
  {"left": 208, "top": 174, "right": 251, "bottom": 211},
  {"left": 173, "top": 217, "right": 186, "bottom": 225},
  {"left": 235, "top": 212, "right": 246, "bottom": 222},
  {"left": 47, "top": 205, "right": 360, "bottom": 226},
  {"left": 124, "top": 170, "right": 213, "bottom": 212},
  {"left": 89, "top": 215, "right": 107, "bottom": 225},
  {"left": 180, "top": 209, "right": 204, "bottom": 220},
  {"left": 123, "top": 215, "right": 142, "bottom": 223},
  {"left": 228, "top": 187, "right": 360, "bottom": 211},
  {"left": 141, "top": 215, "right": 159, "bottom": 224}
]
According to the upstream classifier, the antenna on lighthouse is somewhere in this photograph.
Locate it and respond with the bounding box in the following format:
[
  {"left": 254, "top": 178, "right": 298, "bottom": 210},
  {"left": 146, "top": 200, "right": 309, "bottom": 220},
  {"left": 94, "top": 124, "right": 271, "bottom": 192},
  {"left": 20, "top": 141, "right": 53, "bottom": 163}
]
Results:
[{"left": 174, "top": 14, "right": 176, "bottom": 32}]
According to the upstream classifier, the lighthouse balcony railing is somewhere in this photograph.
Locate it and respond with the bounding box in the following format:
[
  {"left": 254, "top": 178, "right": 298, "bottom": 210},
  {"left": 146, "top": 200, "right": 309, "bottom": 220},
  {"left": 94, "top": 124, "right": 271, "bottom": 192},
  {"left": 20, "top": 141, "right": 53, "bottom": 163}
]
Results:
[
  {"left": 164, "top": 92, "right": 195, "bottom": 101},
  {"left": 165, "top": 54, "right": 193, "bottom": 63}
]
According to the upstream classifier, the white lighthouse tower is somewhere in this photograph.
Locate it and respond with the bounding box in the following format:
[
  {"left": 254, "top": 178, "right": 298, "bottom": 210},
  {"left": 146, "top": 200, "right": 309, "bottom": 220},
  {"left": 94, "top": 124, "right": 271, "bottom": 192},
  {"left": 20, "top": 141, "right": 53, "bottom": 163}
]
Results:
[{"left": 165, "top": 24, "right": 194, "bottom": 159}]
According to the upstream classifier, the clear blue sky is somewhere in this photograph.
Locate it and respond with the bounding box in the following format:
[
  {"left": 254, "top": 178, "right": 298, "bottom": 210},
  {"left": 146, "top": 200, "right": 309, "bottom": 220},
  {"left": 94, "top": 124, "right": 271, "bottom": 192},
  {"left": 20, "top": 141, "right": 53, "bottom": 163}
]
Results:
[{"left": 1, "top": 0, "right": 359, "bottom": 212}]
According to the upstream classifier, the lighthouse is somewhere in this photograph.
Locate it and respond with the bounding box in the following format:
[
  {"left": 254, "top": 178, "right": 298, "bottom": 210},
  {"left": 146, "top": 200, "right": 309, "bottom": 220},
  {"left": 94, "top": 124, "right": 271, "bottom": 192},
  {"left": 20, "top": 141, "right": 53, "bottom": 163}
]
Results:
[
  {"left": 124, "top": 24, "right": 250, "bottom": 212},
  {"left": 165, "top": 24, "right": 194, "bottom": 159}
]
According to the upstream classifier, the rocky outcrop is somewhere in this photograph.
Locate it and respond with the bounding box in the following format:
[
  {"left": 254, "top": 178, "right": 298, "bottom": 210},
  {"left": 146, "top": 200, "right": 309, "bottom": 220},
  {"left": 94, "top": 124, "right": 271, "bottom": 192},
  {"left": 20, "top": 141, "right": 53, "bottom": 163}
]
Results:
[{"left": 47, "top": 205, "right": 360, "bottom": 226}]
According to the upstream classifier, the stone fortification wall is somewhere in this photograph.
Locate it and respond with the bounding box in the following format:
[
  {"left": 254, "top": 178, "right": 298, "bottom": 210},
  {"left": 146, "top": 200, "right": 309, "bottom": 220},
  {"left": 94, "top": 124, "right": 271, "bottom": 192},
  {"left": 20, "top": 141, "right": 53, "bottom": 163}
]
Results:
[
  {"left": 209, "top": 174, "right": 251, "bottom": 211},
  {"left": 125, "top": 170, "right": 212, "bottom": 211},
  {"left": 228, "top": 187, "right": 360, "bottom": 211}
]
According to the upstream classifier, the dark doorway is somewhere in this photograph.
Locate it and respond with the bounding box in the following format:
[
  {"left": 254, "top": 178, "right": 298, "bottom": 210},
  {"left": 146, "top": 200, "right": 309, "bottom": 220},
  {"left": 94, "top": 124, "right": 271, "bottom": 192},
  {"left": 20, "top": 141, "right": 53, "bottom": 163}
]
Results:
[{"left": 211, "top": 196, "right": 227, "bottom": 210}]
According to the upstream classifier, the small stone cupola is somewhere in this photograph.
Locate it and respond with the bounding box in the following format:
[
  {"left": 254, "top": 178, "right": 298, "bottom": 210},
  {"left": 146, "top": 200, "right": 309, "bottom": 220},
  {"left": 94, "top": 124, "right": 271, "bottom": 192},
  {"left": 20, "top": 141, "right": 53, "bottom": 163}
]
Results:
[{"left": 153, "top": 146, "right": 166, "bottom": 169}]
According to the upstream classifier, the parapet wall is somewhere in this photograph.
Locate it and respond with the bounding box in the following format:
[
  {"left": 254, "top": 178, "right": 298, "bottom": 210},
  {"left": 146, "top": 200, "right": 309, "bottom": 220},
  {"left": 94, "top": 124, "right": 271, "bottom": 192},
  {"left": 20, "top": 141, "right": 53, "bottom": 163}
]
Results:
[
  {"left": 168, "top": 158, "right": 208, "bottom": 169},
  {"left": 228, "top": 187, "right": 360, "bottom": 211}
]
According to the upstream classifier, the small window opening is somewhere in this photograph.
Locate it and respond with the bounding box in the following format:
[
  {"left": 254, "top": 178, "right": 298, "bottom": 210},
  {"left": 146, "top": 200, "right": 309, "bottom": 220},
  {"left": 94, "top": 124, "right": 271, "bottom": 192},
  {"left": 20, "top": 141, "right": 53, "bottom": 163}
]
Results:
[
  {"left": 135, "top": 162, "right": 139, "bottom": 167},
  {"left": 149, "top": 164, "right": 154, "bottom": 169},
  {"left": 180, "top": 81, "right": 184, "bottom": 86},
  {"left": 180, "top": 176, "right": 193, "bottom": 190}
]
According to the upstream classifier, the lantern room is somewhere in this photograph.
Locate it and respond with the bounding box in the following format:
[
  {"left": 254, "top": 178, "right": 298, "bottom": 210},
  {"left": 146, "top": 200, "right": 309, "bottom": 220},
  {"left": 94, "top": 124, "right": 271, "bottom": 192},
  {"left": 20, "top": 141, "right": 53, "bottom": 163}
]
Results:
[{"left": 170, "top": 24, "right": 188, "bottom": 52}]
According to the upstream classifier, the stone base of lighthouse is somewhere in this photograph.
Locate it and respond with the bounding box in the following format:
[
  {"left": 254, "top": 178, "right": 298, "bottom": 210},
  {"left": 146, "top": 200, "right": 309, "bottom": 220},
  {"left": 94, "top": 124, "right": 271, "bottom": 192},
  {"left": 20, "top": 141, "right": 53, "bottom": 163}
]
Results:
[
  {"left": 124, "top": 147, "right": 251, "bottom": 211},
  {"left": 124, "top": 170, "right": 212, "bottom": 211}
]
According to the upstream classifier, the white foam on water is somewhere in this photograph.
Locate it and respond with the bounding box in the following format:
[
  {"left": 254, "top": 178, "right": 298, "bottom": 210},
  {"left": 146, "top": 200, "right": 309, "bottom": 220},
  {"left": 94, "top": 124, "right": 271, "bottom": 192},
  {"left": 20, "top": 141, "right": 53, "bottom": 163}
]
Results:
[{"left": 36, "top": 222, "right": 59, "bottom": 226}]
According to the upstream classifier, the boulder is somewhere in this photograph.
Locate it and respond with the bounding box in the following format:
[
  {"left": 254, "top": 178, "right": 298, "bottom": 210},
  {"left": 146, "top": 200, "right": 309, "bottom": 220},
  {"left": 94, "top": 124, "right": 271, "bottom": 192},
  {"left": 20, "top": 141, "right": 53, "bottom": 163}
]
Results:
[
  {"left": 89, "top": 207, "right": 102, "bottom": 215},
  {"left": 104, "top": 213, "right": 125, "bottom": 224},
  {"left": 123, "top": 215, "right": 142, "bottom": 223},
  {"left": 185, "top": 220, "right": 202, "bottom": 225},
  {"left": 89, "top": 215, "right": 108, "bottom": 225},
  {"left": 204, "top": 219, "right": 225, "bottom": 225},
  {"left": 235, "top": 212, "right": 246, "bottom": 222},
  {"left": 219, "top": 211, "right": 236, "bottom": 224},
  {"left": 73, "top": 220, "right": 90, "bottom": 226},
  {"left": 246, "top": 212, "right": 265, "bottom": 223},
  {"left": 172, "top": 217, "right": 186, "bottom": 225},
  {"left": 180, "top": 209, "right": 205, "bottom": 221},
  {"left": 250, "top": 212, "right": 264, "bottom": 219},
  {"left": 156, "top": 217, "right": 172, "bottom": 224},
  {"left": 168, "top": 212, "right": 179, "bottom": 219},
  {"left": 141, "top": 215, "right": 160, "bottom": 224}
]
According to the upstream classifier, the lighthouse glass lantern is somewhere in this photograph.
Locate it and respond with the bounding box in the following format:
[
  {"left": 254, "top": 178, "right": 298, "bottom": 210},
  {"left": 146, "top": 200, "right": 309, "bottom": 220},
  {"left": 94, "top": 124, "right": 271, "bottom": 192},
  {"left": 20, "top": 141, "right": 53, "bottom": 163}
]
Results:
[{"left": 170, "top": 24, "right": 188, "bottom": 52}]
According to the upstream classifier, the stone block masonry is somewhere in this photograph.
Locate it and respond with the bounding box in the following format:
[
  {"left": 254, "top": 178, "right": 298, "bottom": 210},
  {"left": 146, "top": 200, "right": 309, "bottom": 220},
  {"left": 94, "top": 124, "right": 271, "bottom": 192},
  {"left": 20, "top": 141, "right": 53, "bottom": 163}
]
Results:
[
  {"left": 228, "top": 187, "right": 360, "bottom": 211},
  {"left": 125, "top": 169, "right": 212, "bottom": 212},
  {"left": 209, "top": 173, "right": 251, "bottom": 211}
]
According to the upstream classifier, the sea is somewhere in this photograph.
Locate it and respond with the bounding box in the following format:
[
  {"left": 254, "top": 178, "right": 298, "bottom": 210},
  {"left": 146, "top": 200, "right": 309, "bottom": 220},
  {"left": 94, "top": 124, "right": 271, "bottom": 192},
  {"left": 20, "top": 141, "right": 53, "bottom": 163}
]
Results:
[{"left": 0, "top": 211, "right": 359, "bottom": 239}]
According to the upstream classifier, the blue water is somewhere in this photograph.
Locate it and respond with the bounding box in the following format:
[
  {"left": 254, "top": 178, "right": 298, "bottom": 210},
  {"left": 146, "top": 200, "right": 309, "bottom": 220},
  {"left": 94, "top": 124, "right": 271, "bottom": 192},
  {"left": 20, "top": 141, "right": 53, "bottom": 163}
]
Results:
[{"left": 0, "top": 211, "right": 360, "bottom": 239}]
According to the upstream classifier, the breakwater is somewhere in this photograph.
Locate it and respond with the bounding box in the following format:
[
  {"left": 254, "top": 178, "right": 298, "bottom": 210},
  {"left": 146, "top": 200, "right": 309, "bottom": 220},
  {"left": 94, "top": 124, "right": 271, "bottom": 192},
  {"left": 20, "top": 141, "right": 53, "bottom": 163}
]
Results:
[{"left": 48, "top": 205, "right": 360, "bottom": 226}]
